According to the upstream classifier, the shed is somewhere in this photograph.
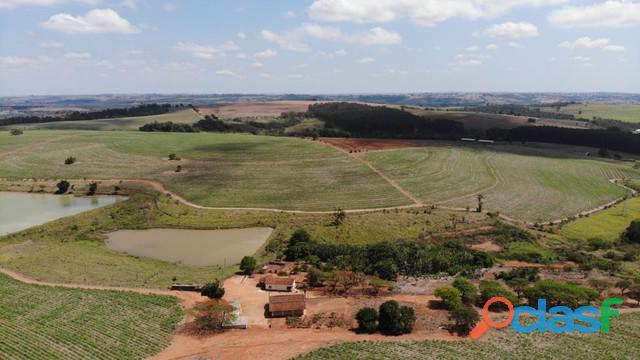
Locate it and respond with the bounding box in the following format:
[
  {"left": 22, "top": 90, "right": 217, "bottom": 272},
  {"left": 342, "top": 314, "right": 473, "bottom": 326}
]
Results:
[
  {"left": 263, "top": 276, "right": 296, "bottom": 292},
  {"left": 268, "top": 294, "right": 305, "bottom": 318}
]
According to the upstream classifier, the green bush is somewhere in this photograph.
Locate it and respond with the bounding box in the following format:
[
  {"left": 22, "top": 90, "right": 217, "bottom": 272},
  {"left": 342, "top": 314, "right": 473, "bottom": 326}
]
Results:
[
  {"left": 435, "top": 286, "right": 464, "bottom": 309},
  {"left": 451, "top": 304, "right": 479, "bottom": 335},
  {"left": 64, "top": 156, "right": 76, "bottom": 165},
  {"left": 622, "top": 220, "right": 640, "bottom": 244},
  {"left": 355, "top": 307, "right": 378, "bottom": 334},
  {"left": 523, "top": 280, "right": 599, "bottom": 308},
  {"left": 239, "top": 256, "right": 257, "bottom": 275},
  {"left": 10, "top": 129, "right": 23, "bottom": 135},
  {"left": 201, "top": 280, "right": 225, "bottom": 299},
  {"left": 478, "top": 280, "right": 519, "bottom": 311},
  {"left": 452, "top": 277, "right": 478, "bottom": 305},
  {"left": 491, "top": 222, "right": 535, "bottom": 245},
  {"left": 378, "top": 300, "right": 414, "bottom": 335}
]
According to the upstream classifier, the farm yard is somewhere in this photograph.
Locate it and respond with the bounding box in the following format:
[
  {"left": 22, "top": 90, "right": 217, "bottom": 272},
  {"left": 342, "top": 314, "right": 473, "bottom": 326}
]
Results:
[
  {"left": 296, "top": 312, "right": 640, "bottom": 360},
  {"left": 0, "top": 273, "right": 182, "bottom": 360}
]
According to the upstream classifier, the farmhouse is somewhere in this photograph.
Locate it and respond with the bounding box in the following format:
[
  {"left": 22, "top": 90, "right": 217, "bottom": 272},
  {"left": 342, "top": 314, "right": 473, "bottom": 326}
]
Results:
[
  {"left": 268, "top": 294, "right": 305, "bottom": 318},
  {"left": 263, "top": 275, "right": 296, "bottom": 292}
]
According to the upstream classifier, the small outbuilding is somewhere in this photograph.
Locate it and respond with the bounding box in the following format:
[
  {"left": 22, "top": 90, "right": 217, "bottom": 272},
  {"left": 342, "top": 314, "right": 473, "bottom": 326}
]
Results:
[
  {"left": 263, "top": 276, "right": 296, "bottom": 292},
  {"left": 268, "top": 294, "right": 305, "bottom": 318}
]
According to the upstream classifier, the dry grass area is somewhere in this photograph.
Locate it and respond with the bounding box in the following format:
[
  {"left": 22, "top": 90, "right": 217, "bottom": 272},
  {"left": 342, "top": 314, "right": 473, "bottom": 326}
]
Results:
[
  {"left": 320, "top": 137, "right": 423, "bottom": 152},
  {"left": 198, "top": 101, "right": 317, "bottom": 119}
]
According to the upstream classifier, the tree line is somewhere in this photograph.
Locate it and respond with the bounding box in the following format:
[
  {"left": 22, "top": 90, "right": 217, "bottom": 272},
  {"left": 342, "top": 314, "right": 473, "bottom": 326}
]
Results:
[{"left": 1, "top": 103, "right": 176, "bottom": 126}]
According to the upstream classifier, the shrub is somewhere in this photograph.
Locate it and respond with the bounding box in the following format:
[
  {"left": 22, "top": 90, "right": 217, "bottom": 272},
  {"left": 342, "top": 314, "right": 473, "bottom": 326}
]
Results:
[
  {"left": 189, "top": 300, "right": 235, "bottom": 334},
  {"left": 479, "top": 280, "right": 519, "bottom": 311},
  {"left": 435, "top": 286, "right": 463, "bottom": 309},
  {"left": 55, "top": 180, "right": 71, "bottom": 194},
  {"left": 355, "top": 307, "right": 378, "bottom": 333},
  {"left": 64, "top": 156, "right": 76, "bottom": 165},
  {"left": 450, "top": 304, "right": 479, "bottom": 335},
  {"left": 168, "top": 153, "right": 180, "bottom": 160},
  {"left": 399, "top": 306, "right": 416, "bottom": 334},
  {"left": 622, "top": 220, "right": 640, "bottom": 244},
  {"left": 10, "top": 129, "right": 23, "bottom": 135},
  {"left": 372, "top": 259, "right": 398, "bottom": 280},
  {"left": 239, "top": 256, "right": 257, "bottom": 275},
  {"left": 452, "top": 277, "right": 478, "bottom": 305},
  {"left": 86, "top": 182, "right": 98, "bottom": 196},
  {"left": 495, "top": 268, "right": 540, "bottom": 283},
  {"left": 307, "top": 268, "right": 322, "bottom": 287},
  {"left": 491, "top": 222, "right": 534, "bottom": 245},
  {"left": 201, "top": 280, "right": 225, "bottom": 299},
  {"left": 523, "top": 280, "right": 599, "bottom": 308},
  {"left": 378, "top": 301, "right": 414, "bottom": 335}
]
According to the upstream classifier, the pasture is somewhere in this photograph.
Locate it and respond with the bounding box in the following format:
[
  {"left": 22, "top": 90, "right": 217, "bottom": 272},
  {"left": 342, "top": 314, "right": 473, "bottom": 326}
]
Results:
[
  {"left": 560, "top": 197, "right": 640, "bottom": 242},
  {"left": 0, "top": 130, "right": 409, "bottom": 210},
  {"left": 542, "top": 103, "right": 640, "bottom": 123},
  {"left": 364, "top": 142, "right": 639, "bottom": 222},
  {"left": 2, "top": 109, "right": 200, "bottom": 131},
  {"left": 0, "top": 273, "right": 182, "bottom": 360},
  {"left": 296, "top": 312, "right": 640, "bottom": 360}
]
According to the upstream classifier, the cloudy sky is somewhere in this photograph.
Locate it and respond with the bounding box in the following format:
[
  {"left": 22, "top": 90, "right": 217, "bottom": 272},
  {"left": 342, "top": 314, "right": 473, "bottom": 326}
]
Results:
[{"left": 0, "top": 0, "right": 638, "bottom": 95}]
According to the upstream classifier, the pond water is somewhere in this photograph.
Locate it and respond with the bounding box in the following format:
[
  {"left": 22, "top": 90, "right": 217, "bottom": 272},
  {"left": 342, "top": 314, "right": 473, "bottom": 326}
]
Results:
[
  {"left": 104, "top": 227, "right": 273, "bottom": 267},
  {"left": 0, "top": 192, "right": 121, "bottom": 237}
]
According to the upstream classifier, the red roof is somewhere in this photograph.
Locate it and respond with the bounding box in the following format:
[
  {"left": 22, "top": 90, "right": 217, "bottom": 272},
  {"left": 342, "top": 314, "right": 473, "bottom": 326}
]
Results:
[{"left": 264, "top": 276, "right": 295, "bottom": 286}]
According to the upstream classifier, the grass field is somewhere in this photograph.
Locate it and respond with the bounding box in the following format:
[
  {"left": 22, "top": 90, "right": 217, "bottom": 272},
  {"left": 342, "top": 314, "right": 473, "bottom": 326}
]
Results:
[
  {"left": 542, "top": 104, "right": 640, "bottom": 123},
  {"left": 296, "top": 312, "right": 640, "bottom": 360},
  {"left": 2, "top": 109, "right": 201, "bottom": 131},
  {"left": 0, "top": 273, "right": 182, "bottom": 360},
  {"left": 0, "top": 130, "right": 409, "bottom": 210},
  {"left": 560, "top": 197, "right": 640, "bottom": 242},
  {"left": 0, "top": 192, "right": 491, "bottom": 288},
  {"left": 364, "top": 143, "right": 640, "bottom": 222}
]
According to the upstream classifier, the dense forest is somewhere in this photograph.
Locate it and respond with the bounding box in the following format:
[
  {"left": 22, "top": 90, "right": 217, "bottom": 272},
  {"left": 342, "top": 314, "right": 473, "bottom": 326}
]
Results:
[
  {"left": 306, "top": 102, "right": 465, "bottom": 139},
  {"left": 0, "top": 103, "right": 175, "bottom": 126},
  {"left": 466, "top": 104, "right": 578, "bottom": 121},
  {"left": 487, "top": 126, "right": 640, "bottom": 155}
]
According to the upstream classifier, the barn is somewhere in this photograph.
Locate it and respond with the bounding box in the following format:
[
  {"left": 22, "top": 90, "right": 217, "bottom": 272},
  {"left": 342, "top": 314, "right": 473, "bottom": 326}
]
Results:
[{"left": 268, "top": 294, "right": 306, "bottom": 318}]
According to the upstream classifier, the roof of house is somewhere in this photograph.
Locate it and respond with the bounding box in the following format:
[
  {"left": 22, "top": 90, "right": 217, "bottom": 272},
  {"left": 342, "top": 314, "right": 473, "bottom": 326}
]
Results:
[
  {"left": 268, "top": 294, "right": 305, "bottom": 313},
  {"left": 264, "top": 276, "right": 295, "bottom": 286}
]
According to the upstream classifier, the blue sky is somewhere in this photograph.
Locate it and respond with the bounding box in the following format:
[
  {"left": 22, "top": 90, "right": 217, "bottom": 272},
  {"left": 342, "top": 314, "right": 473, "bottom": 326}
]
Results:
[{"left": 0, "top": 0, "right": 638, "bottom": 95}]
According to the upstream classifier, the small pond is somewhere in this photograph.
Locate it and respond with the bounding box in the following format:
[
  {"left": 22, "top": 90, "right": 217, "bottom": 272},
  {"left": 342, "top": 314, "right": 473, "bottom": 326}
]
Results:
[
  {"left": 104, "top": 227, "right": 273, "bottom": 266},
  {"left": 0, "top": 192, "right": 121, "bottom": 237}
]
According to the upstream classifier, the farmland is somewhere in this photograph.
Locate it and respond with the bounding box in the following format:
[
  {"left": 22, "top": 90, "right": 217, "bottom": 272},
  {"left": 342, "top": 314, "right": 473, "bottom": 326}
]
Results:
[
  {"left": 541, "top": 103, "right": 640, "bottom": 123},
  {"left": 363, "top": 142, "right": 639, "bottom": 222},
  {"left": 296, "top": 312, "right": 640, "bottom": 360},
  {"left": 560, "top": 197, "right": 640, "bottom": 243},
  {"left": 0, "top": 130, "right": 408, "bottom": 210},
  {"left": 2, "top": 109, "right": 201, "bottom": 131},
  {"left": 0, "top": 273, "right": 182, "bottom": 360}
]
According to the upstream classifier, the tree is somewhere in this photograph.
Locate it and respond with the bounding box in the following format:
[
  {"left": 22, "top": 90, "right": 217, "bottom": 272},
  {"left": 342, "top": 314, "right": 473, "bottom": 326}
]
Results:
[
  {"left": 86, "top": 182, "right": 98, "bottom": 196},
  {"left": 239, "top": 256, "right": 257, "bottom": 275},
  {"left": 476, "top": 194, "right": 484, "bottom": 213},
  {"left": 10, "top": 129, "right": 23, "bottom": 135},
  {"left": 622, "top": 220, "right": 640, "bottom": 244},
  {"left": 188, "top": 300, "right": 235, "bottom": 334},
  {"left": 617, "top": 279, "right": 632, "bottom": 295},
  {"left": 332, "top": 208, "right": 346, "bottom": 226},
  {"left": 355, "top": 307, "right": 378, "bottom": 333},
  {"left": 399, "top": 306, "right": 416, "bottom": 334},
  {"left": 378, "top": 300, "right": 403, "bottom": 335},
  {"left": 452, "top": 277, "right": 478, "bottom": 305},
  {"left": 64, "top": 156, "right": 76, "bottom": 165},
  {"left": 450, "top": 305, "right": 479, "bottom": 335},
  {"left": 372, "top": 259, "right": 398, "bottom": 280},
  {"left": 435, "top": 286, "right": 463, "bottom": 309},
  {"left": 479, "top": 280, "right": 519, "bottom": 311},
  {"left": 168, "top": 153, "right": 180, "bottom": 160},
  {"left": 628, "top": 284, "right": 640, "bottom": 305},
  {"left": 201, "top": 280, "right": 225, "bottom": 299},
  {"left": 55, "top": 180, "right": 71, "bottom": 194},
  {"left": 307, "top": 268, "right": 322, "bottom": 287},
  {"left": 175, "top": 165, "right": 182, "bottom": 173}
]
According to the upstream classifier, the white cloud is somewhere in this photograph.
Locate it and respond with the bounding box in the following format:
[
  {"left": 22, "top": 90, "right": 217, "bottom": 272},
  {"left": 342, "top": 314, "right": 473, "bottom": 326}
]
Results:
[
  {"left": 288, "top": 74, "right": 303, "bottom": 78},
  {"left": 41, "top": 9, "right": 139, "bottom": 34},
  {"left": 0, "top": 0, "right": 100, "bottom": 10},
  {"left": 286, "top": 10, "right": 297, "bottom": 18},
  {"left": 162, "top": 3, "right": 176, "bottom": 12},
  {"left": 215, "top": 69, "right": 241, "bottom": 77},
  {"left": 237, "top": 32, "right": 246, "bottom": 40},
  {"left": 335, "top": 49, "right": 347, "bottom": 55},
  {"left": 308, "top": 0, "right": 566, "bottom": 26},
  {"left": 484, "top": 21, "right": 539, "bottom": 38},
  {"left": 174, "top": 41, "right": 239, "bottom": 59},
  {"left": 508, "top": 41, "right": 524, "bottom": 48},
  {"left": 573, "top": 55, "right": 590, "bottom": 62},
  {"left": 348, "top": 26, "right": 401, "bottom": 45},
  {"left": 485, "top": 43, "right": 498, "bottom": 50},
  {"left": 259, "top": 72, "right": 272, "bottom": 79},
  {"left": 296, "top": 63, "right": 309, "bottom": 68},
  {"left": 559, "top": 37, "right": 625, "bottom": 52},
  {"left": 358, "top": 57, "right": 375, "bottom": 63},
  {"left": 549, "top": 1, "right": 640, "bottom": 28},
  {"left": 251, "top": 61, "right": 264, "bottom": 67},
  {"left": 0, "top": 55, "right": 52, "bottom": 66},
  {"left": 261, "top": 29, "right": 310, "bottom": 52},
  {"left": 254, "top": 48, "right": 278, "bottom": 58},
  {"left": 64, "top": 52, "right": 91, "bottom": 59},
  {"left": 40, "top": 41, "right": 63, "bottom": 48},
  {"left": 162, "top": 62, "right": 195, "bottom": 72},
  {"left": 466, "top": 45, "right": 480, "bottom": 52}
]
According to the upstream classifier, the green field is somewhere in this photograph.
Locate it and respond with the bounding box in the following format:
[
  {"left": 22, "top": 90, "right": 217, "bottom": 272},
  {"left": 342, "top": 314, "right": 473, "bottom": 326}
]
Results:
[
  {"left": 364, "top": 143, "right": 639, "bottom": 222},
  {"left": 542, "top": 104, "right": 640, "bottom": 123},
  {"left": 0, "top": 273, "right": 182, "bottom": 360},
  {"left": 2, "top": 109, "right": 201, "bottom": 131},
  {"left": 0, "top": 191, "right": 491, "bottom": 288},
  {"left": 296, "top": 312, "right": 640, "bottom": 360},
  {"left": 560, "top": 197, "right": 640, "bottom": 242},
  {"left": 0, "top": 130, "right": 408, "bottom": 210}
]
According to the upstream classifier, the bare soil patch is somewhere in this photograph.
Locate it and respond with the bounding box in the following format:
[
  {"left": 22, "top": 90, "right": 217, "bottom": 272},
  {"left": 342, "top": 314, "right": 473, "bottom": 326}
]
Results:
[{"left": 320, "top": 137, "right": 423, "bottom": 152}]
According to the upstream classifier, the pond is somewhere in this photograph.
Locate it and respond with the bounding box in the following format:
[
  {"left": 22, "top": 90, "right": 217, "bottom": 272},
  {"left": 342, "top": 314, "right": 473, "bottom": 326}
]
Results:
[
  {"left": 0, "top": 192, "right": 121, "bottom": 237},
  {"left": 104, "top": 227, "right": 273, "bottom": 266}
]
